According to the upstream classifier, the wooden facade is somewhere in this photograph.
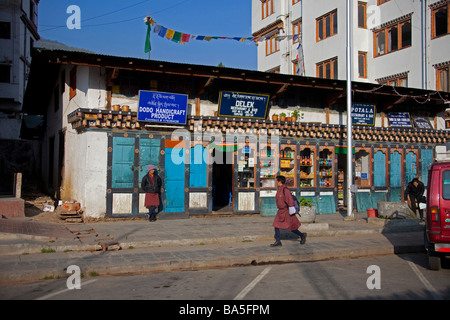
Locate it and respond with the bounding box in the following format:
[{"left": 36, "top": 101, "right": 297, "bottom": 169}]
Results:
[{"left": 26, "top": 48, "right": 450, "bottom": 219}]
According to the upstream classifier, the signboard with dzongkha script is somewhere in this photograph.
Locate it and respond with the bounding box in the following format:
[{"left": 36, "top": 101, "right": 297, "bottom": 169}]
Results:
[
  {"left": 138, "top": 90, "right": 188, "bottom": 124},
  {"left": 388, "top": 112, "right": 412, "bottom": 128},
  {"left": 218, "top": 91, "right": 270, "bottom": 119}
]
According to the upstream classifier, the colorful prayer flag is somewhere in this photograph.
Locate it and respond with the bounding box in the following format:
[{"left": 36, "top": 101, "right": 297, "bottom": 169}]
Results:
[{"left": 144, "top": 21, "right": 151, "bottom": 53}]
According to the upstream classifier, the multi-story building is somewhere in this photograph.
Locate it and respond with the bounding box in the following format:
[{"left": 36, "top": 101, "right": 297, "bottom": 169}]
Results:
[
  {"left": 0, "top": 0, "right": 40, "bottom": 140},
  {"left": 251, "top": 0, "right": 450, "bottom": 92}
]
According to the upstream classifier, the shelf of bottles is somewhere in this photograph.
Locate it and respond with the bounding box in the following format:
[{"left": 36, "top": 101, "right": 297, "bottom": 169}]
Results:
[
  {"left": 237, "top": 143, "right": 256, "bottom": 188},
  {"left": 337, "top": 169, "right": 345, "bottom": 205},
  {"left": 259, "top": 143, "right": 278, "bottom": 188},
  {"left": 299, "top": 146, "right": 316, "bottom": 188},
  {"left": 318, "top": 147, "right": 335, "bottom": 188},
  {"left": 280, "top": 144, "right": 297, "bottom": 188}
]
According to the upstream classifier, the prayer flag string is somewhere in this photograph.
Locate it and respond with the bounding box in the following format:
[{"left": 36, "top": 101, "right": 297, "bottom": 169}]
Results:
[{"left": 144, "top": 16, "right": 302, "bottom": 49}]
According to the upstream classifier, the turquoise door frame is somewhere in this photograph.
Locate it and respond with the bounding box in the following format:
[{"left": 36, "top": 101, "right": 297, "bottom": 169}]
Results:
[
  {"left": 389, "top": 149, "right": 403, "bottom": 202},
  {"left": 107, "top": 133, "right": 162, "bottom": 217},
  {"left": 164, "top": 144, "right": 186, "bottom": 213}
]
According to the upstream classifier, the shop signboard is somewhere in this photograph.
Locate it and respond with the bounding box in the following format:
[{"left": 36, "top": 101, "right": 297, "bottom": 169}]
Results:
[
  {"left": 138, "top": 90, "right": 188, "bottom": 124},
  {"left": 218, "top": 91, "right": 270, "bottom": 119},
  {"left": 413, "top": 117, "right": 433, "bottom": 129},
  {"left": 388, "top": 112, "right": 412, "bottom": 127},
  {"left": 351, "top": 104, "right": 375, "bottom": 126}
]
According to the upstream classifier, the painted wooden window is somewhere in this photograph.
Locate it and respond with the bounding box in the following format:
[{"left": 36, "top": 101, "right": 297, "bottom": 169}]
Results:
[
  {"left": 358, "top": 52, "right": 367, "bottom": 78},
  {"left": 262, "top": 0, "right": 274, "bottom": 20},
  {"left": 292, "top": 20, "right": 301, "bottom": 43},
  {"left": 292, "top": 0, "right": 301, "bottom": 5},
  {"left": 355, "top": 148, "right": 372, "bottom": 187},
  {"left": 358, "top": 2, "right": 367, "bottom": 29},
  {"left": 432, "top": 2, "right": 449, "bottom": 39},
  {"left": 299, "top": 146, "right": 315, "bottom": 188},
  {"left": 317, "top": 57, "right": 338, "bottom": 79},
  {"left": 265, "top": 34, "right": 279, "bottom": 56},
  {"left": 237, "top": 143, "right": 256, "bottom": 189},
  {"left": 280, "top": 144, "right": 297, "bottom": 188},
  {"left": 436, "top": 65, "right": 450, "bottom": 92},
  {"left": 316, "top": 10, "right": 338, "bottom": 41},
  {"left": 260, "top": 143, "right": 278, "bottom": 188},
  {"left": 378, "top": 0, "right": 391, "bottom": 5},
  {"left": 318, "top": 147, "right": 334, "bottom": 188},
  {"left": 374, "top": 19, "right": 411, "bottom": 57},
  {"left": 378, "top": 74, "right": 408, "bottom": 87}
]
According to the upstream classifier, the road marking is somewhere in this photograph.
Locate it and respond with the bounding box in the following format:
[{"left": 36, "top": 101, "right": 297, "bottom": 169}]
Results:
[
  {"left": 406, "top": 260, "right": 442, "bottom": 300},
  {"left": 35, "top": 279, "right": 98, "bottom": 300},
  {"left": 234, "top": 267, "right": 272, "bottom": 300}
]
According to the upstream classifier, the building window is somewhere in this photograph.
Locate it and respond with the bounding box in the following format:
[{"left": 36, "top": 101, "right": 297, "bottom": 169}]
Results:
[
  {"left": 0, "top": 21, "right": 11, "bottom": 39},
  {"left": 432, "top": 3, "right": 449, "bottom": 38},
  {"left": 358, "top": 2, "right": 367, "bottom": 29},
  {"left": 69, "top": 67, "right": 77, "bottom": 100},
  {"left": 0, "top": 65, "right": 11, "bottom": 83},
  {"left": 262, "top": 0, "right": 274, "bottom": 20},
  {"left": 358, "top": 52, "right": 367, "bottom": 78},
  {"left": 292, "top": 20, "right": 301, "bottom": 43},
  {"left": 265, "top": 34, "right": 279, "bottom": 56},
  {"left": 378, "top": 74, "right": 408, "bottom": 87},
  {"left": 378, "top": 0, "right": 391, "bottom": 5},
  {"left": 374, "top": 18, "right": 411, "bottom": 57},
  {"left": 317, "top": 10, "right": 338, "bottom": 41},
  {"left": 292, "top": 0, "right": 301, "bottom": 5},
  {"left": 317, "top": 57, "right": 338, "bottom": 79},
  {"left": 436, "top": 66, "right": 450, "bottom": 92}
]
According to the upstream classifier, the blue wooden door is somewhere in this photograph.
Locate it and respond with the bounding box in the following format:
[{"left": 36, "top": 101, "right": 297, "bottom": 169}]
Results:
[
  {"left": 374, "top": 151, "right": 386, "bottom": 187},
  {"left": 405, "top": 151, "right": 417, "bottom": 184},
  {"left": 112, "top": 137, "right": 135, "bottom": 188},
  {"left": 165, "top": 147, "right": 185, "bottom": 212},
  {"left": 189, "top": 144, "right": 207, "bottom": 188},
  {"left": 390, "top": 151, "right": 402, "bottom": 202},
  {"left": 139, "top": 138, "right": 160, "bottom": 183},
  {"left": 421, "top": 149, "right": 433, "bottom": 186}
]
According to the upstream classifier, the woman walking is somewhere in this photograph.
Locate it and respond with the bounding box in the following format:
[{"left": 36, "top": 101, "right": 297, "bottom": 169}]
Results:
[
  {"left": 141, "top": 164, "right": 162, "bottom": 222},
  {"left": 271, "top": 175, "right": 307, "bottom": 247}
]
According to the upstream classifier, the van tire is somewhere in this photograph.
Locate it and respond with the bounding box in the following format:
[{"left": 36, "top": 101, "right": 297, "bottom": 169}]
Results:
[{"left": 428, "top": 254, "right": 441, "bottom": 271}]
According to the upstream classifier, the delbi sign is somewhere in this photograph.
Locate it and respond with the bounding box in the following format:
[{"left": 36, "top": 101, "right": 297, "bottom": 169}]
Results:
[
  {"left": 218, "top": 91, "right": 269, "bottom": 119},
  {"left": 138, "top": 90, "right": 188, "bottom": 124},
  {"left": 351, "top": 104, "right": 375, "bottom": 126}
]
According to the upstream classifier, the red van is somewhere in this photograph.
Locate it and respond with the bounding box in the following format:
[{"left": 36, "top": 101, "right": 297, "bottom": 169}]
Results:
[{"left": 425, "top": 161, "right": 450, "bottom": 270}]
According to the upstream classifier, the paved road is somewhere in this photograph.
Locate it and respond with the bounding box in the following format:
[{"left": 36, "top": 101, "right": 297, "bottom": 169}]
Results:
[{"left": 1, "top": 253, "right": 448, "bottom": 301}]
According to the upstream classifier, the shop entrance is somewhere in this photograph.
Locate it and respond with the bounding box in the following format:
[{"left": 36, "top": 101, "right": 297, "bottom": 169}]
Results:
[{"left": 212, "top": 149, "right": 233, "bottom": 212}]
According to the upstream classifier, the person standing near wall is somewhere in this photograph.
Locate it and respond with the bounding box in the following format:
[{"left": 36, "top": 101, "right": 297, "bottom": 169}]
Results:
[
  {"left": 141, "top": 164, "right": 162, "bottom": 222},
  {"left": 404, "top": 177, "right": 425, "bottom": 221},
  {"left": 271, "top": 175, "right": 307, "bottom": 247}
]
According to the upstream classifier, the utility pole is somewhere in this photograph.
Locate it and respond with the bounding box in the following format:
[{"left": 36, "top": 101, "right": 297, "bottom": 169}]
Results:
[{"left": 346, "top": 0, "right": 354, "bottom": 218}]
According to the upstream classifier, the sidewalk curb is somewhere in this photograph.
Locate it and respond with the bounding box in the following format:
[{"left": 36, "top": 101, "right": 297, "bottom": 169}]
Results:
[{"left": 0, "top": 235, "right": 425, "bottom": 284}]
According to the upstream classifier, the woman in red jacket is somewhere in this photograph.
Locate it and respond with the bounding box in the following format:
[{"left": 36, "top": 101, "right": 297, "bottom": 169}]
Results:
[
  {"left": 141, "top": 164, "right": 162, "bottom": 222},
  {"left": 271, "top": 175, "right": 307, "bottom": 247}
]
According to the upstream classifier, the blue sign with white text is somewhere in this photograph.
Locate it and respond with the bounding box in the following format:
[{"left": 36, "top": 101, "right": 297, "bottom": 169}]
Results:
[
  {"left": 351, "top": 104, "right": 375, "bottom": 126},
  {"left": 138, "top": 90, "right": 188, "bottom": 124},
  {"left": 218, "top": 91, "right": 269, "bottom": 119}
]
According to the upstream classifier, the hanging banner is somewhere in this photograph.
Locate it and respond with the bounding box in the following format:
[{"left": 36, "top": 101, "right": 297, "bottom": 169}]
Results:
[
  {"left": 138, "top": 90, "right": 188, "bottom": 124},
  {"left": 351, "top": 104, "right": 376, "bottom": 126},
  {"left": 218, "top": 91, "right": 270, "bottom": 119},
  {"left": 388, "top": 112, "right": 412, "bottom": 127}
]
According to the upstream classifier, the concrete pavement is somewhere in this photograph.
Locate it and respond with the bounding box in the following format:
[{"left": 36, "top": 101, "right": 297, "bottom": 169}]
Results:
[{"left": 0, "top": 213, "right": 425, "bottom": 283}]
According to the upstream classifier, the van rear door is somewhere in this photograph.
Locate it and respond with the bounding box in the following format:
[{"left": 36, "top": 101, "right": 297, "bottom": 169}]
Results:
[{"left": 441, "top": 168, "right": 450, "bottom": 242}]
